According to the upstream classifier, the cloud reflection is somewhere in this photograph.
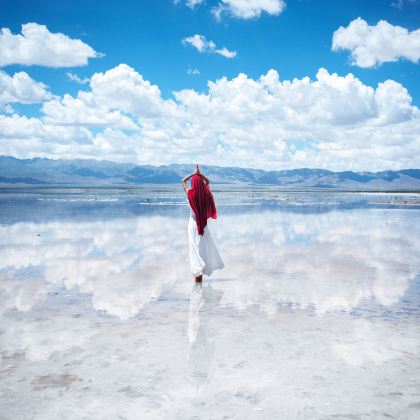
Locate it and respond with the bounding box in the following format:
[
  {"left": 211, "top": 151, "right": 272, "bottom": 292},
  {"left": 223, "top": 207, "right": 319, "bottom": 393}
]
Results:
[
  {"left": 0, "top": 209, "right": 419, "bottom": 319},
  {"left": 1, "top": 206, "right": 420, "bottom": 419}
]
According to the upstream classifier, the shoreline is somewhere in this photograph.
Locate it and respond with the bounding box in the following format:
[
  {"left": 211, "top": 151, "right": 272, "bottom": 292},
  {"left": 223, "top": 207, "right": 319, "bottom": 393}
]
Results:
[{"left": 1, "top": 184, "right": 420, "bottom": 194}]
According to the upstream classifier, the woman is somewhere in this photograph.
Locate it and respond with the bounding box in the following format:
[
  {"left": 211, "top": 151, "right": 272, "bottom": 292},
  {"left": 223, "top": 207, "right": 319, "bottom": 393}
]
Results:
[{"left": 182, "top": 165, "right": 224, "bottom": 282}]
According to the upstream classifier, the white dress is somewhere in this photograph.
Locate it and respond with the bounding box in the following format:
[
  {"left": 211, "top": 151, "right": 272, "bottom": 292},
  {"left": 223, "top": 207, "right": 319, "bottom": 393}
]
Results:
[{"left": 188, "top": 209, "right": 224, "bottom": 277}]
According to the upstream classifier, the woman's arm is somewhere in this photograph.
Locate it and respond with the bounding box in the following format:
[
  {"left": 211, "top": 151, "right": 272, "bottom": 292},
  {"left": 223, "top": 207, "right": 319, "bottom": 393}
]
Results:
[{"left": 182, "top": 172, "right": 195, "bottom": 194}]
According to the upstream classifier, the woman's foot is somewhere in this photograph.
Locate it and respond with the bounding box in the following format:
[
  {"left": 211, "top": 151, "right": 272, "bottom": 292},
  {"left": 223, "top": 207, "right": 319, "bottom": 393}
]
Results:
[{"left": 194, "top": 275, "right": 203, "bottom": 282}]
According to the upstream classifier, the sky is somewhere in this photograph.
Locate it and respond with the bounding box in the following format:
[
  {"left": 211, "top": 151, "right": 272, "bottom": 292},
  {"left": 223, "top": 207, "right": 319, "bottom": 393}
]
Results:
[{"left": 0, "top": 0, "right": 419, "bottom": 171}]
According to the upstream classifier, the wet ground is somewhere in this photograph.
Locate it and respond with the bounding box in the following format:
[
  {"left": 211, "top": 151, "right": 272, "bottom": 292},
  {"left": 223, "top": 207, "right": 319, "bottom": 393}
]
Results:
[{"left": 0, "top": 187, "right": 419, "bottom": 419}]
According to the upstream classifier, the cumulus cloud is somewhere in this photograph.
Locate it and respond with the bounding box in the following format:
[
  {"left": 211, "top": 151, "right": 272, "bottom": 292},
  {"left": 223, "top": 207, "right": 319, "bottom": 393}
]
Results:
[
  {"left": 0, "top": 114, "right": 93, "bottom": 143},
  {"left": 0, "top": 23, "right": 102, "bottom": 67},
  {"left": 42, "top": 95, "right": 138, "bottom": 130},
  {"left": 42, "top": 64, "right": 174, "bottom": 129},
  {"left": 212, "top": 0, "right": 286, "bottom": 20},
  {"left": 0, "top": 70, "right": 52, "bottom": 108},
  {"left": 332, "top": 18, "right": 420, "bottom": 67},
  {"left": 0, "top": 113, "right": 96, "bottom": 161},
  {"left": 182, "top": 34, "right": 237, "bottom": 58},
  {"left": 1, "top": 64, "right": 419, "bottom": 171}
]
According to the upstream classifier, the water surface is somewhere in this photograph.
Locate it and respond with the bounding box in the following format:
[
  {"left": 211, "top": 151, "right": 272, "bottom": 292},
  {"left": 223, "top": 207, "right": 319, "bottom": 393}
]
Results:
[{"left": 1, "top": 188, "right": 419, "bottom": 419}]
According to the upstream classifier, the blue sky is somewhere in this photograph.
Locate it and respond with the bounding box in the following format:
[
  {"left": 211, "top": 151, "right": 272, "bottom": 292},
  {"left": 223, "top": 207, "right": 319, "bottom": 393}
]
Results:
[
  {"left": 2, "top": 0, "right": 419, "bottom": 101},
  {"left": 0, "top": 0, "right": 419, "bottom": 170}
]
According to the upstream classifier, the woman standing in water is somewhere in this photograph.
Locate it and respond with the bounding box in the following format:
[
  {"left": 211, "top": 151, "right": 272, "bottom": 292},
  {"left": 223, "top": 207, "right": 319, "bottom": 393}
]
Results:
[{"left": 182, "top": 165, "right": 224, "bottom": 282}]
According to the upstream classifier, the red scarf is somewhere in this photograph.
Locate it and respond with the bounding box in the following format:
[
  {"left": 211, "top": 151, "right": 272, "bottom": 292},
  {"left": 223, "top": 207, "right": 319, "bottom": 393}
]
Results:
[{"left": 187, "top": 175, "right": 217, "bottom": 235}]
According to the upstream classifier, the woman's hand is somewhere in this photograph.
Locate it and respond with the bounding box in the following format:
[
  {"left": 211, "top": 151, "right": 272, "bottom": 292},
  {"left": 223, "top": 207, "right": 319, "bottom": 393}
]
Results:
[
  {"left": 183, "top": 169, "right": 197, "bottom": 182},
  {"left": 182, "top": 164, "right": 202, "bottom": 185}
]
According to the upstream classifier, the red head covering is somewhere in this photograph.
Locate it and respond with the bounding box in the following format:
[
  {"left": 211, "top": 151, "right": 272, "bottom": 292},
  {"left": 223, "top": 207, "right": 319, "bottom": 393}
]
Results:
[{"left": 187, "top": 175, "right": 217, "bottom": 235}]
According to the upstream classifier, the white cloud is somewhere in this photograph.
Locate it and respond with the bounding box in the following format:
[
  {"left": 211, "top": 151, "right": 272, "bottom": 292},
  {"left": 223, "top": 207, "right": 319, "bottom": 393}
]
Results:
[
  {"left": 42, "top": 64, "right": 175, "bottom": 129},
  {"left": 42, "top": 95, "right": 138, "bottom": 130},
  {"left": 183, "top": 34, "right": 211, "bottom": 52},
  {"left": 212, "top": 0, "right": 286, "bottom": 20},
  {"left": 0, "top": 23, "right": 102, "bottom": 67},
  {"left": 182, "top": 34, "right": 237, "bottom": 58},
  {"left": 1, "top": 65, "right": 419, "bottom": 171},
  {"left": 87, "top": 64, "right": 176, "bottom": 117},
  {"left": 391, "top": 0, "right": 417, "bottom": 9},
  {"left": 187, "top": 68, "right": 200, "bottom": 75},
  {"left": 177, "top": 0, "right": 286, "bottom": 20},
  {"left": 215, "top": 46, "right": 237, "bottom": 58},
  {"left": 332, "top": 18, "right": 420, "bottom": 67},
  {"left": 0, "top": 70, "right": 52, "bottom": 108},
  {"left": 185, "top": 0, "right": 205, "bottom": 8},
  {"left": 0, "top": 114, "right": 92, "bottom": 143},
  {"left": 66, "top": 72, "right": 90, "bottom": 84},
  {"left": 0, "top": 113, "right": 94, "bottom": 160}
]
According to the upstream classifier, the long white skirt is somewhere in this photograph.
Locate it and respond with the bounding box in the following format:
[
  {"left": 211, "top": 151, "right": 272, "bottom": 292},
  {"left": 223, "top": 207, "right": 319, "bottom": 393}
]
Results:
[{"left": 188, "top": 212, "right": 224, "bottom": 277}]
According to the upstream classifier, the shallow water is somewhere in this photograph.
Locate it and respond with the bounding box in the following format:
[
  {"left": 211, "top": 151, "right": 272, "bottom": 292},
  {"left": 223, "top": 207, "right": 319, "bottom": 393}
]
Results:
[{"left": 1, "top": 188, "right": 419, "bottom": 419}]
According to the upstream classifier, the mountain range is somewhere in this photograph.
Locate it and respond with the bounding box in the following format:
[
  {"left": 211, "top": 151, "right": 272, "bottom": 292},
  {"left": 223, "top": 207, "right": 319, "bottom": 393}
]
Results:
[{"left": 1, "top": 156, "right": 419, "bottom": 190}]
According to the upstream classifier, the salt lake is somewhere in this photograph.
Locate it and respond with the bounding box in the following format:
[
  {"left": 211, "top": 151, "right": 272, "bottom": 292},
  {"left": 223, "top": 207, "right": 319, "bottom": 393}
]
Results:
[{"left": 0, "top": 187, "right": 419, "bottom": 419}]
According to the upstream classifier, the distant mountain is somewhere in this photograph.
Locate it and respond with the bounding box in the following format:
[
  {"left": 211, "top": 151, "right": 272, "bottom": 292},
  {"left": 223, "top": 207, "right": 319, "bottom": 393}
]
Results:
[{"left": 1, "top": 155, "right": 419, "bottom": 190}]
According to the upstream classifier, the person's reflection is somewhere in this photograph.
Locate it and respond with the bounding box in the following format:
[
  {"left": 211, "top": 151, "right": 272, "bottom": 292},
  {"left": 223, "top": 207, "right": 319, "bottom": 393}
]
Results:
[{"left": 187, "top": 282, "right": 223, "bottom": 391}]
